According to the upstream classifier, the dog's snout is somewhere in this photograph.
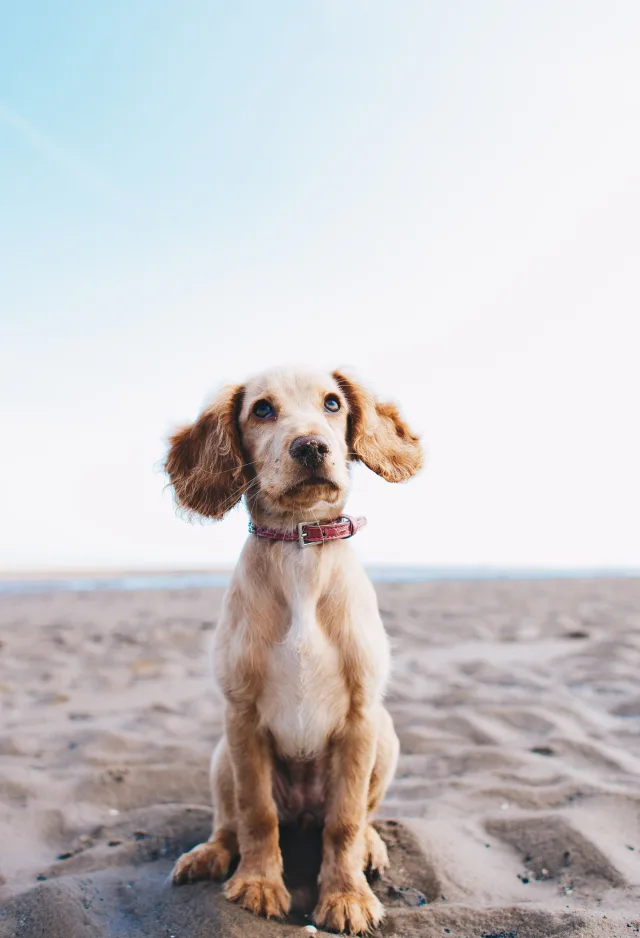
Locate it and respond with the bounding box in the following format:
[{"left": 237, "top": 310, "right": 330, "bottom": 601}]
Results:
[{"left": 289, "top": 435, "right": 330, "bottom": 468}]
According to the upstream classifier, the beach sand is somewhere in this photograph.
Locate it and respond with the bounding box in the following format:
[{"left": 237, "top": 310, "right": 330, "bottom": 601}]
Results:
[{"left": 1, "top": 578, "right": 639, "bottom": 937}]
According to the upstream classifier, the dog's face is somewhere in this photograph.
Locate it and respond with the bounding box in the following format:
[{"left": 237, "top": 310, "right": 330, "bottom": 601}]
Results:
[
  {"left": 165, "top": 366, "right": 423, "bottom": 525},
  {"left": 239, "top": 368, "right": 351, "bottom": 520}
]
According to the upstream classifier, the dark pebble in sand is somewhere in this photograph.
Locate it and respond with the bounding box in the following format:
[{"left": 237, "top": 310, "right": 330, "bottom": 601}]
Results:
[
  {"left": 107, "top": 768, "right": 128, "bottom": 782},
  {"left": 387, "top": 885, "right": 427, "bottom": 907}
]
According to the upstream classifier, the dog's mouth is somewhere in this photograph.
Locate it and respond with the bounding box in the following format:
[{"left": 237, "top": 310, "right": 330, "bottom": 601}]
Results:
[
  {"left": 277, "top": 473, "right": 343, "bottom": 505},
  {"left": 253, "top": 475, "right": 343, "bottom": 515},
  {"left": 284, "top": 477, "right": 340, "bottom": 497}
]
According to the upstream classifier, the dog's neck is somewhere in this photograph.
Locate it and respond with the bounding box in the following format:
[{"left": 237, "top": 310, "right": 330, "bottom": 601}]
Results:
[
  {"left": 245, "top": 497, "right": 348, "bottom": 535},
  {"left": 248, "top": 515, "right": 366, "bottom": 548}
]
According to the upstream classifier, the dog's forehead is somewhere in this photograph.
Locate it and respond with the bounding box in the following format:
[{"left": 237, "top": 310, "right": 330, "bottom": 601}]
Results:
[{"left": 244, "top": 367, "right": 339, "bottom": 402}]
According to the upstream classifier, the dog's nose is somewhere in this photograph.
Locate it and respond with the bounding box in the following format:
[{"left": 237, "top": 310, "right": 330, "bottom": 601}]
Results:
[{"left": 289, "top": 435, "right": 330, "bottom": 468}]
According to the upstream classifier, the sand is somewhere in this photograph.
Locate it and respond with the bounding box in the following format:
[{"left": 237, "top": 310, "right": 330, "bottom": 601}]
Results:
[{"left": 1, "top": 577, "right": 639, "bottom": 937}]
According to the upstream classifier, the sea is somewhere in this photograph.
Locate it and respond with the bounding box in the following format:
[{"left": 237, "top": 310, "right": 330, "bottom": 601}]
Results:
[{"left": 0, "top": 567, "right": 637, "bottom": 595}]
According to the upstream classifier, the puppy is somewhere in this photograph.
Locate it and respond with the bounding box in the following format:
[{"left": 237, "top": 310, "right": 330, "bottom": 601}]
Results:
[{"left": 165, "top": 367, "right": 422, "bottom": 934}]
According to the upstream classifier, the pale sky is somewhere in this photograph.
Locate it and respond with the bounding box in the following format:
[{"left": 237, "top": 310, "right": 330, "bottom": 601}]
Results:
[{"left": 1, "top": 1, "right": 639, "bottom": 571}]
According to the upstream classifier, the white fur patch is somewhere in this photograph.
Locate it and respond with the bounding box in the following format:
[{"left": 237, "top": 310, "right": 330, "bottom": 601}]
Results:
[{"left": 258, "top": 593, "right": 348, "bottom": 758}]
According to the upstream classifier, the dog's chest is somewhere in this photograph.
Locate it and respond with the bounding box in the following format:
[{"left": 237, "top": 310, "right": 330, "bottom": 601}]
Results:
[{"left": 258, "top": 601, "right": 348, "bottom": 758}]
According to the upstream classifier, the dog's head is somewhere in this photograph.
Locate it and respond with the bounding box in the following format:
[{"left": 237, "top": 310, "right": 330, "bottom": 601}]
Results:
[{"left": 165, "top": 367, "right": 422, "bottom": 525}]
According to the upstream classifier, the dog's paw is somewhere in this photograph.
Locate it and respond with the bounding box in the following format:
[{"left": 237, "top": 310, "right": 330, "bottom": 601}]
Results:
[
  {"left": 224, "top": 872, "right": 291, "bottom": 919},
  {"left": 365, "top": 824, "right": 389, "bottom": 877},
  {"left": 172, "top": 831, "right": 237, "bottom": 884},
  {"left": 313, "top": 881, "right": 384, "bottom": 935}
]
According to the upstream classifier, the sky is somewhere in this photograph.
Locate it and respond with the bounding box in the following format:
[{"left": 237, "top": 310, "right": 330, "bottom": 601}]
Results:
[{"left": 1, "top": 1, "right": 639, "bottom": 571}]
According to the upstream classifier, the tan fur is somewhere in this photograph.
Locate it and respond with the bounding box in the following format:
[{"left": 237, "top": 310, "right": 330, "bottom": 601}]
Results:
[
  {"left": 165, "top": 384, "right": 248, "bottom": 520},
  {"left": 166, "top": 367, "right": 422, "bottom": 935},
  {"left": 334, "top": 370, "right": 423, "bottom": 482}
]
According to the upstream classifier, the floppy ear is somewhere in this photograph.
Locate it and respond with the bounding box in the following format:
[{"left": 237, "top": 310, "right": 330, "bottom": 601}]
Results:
[
  {"left": 333, "top": 371, "right": 423, "bottom": 482},
  {"left": 165, "top": 384, "right": 247, "bottom": 520}
]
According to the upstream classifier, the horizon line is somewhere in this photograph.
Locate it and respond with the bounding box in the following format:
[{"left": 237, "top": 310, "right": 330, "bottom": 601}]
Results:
[{"left": 0, "top": 564, "right": 638, "bottom": 596}]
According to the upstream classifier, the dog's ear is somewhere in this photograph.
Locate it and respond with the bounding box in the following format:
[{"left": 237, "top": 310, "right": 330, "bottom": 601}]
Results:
[
  {"left": 165, "top": 384, "right": 247, "bottom": 520},
  {"left": 333, "top": 371, "right": 423, "bottom": 482}
]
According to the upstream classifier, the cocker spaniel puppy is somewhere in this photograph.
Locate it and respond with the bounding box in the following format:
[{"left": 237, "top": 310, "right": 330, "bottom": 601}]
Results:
[{"left": 166, "top": 367, "right": 422, "bottom": 934}]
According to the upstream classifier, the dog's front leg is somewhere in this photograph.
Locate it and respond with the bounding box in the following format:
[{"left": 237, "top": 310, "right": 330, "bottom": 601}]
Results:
[
  {"left": 314, "top": 711, "right": 384, "bottom": 935},
  {"left": 223, "top": 705, "right": 291, "bottom": 919}
]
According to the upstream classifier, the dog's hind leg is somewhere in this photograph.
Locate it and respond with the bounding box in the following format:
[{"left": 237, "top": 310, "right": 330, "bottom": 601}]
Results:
[
  {"left": 365, "top": 706, "right": 399, "bottom": 875},
  {"left": 172, "top": 737, "right": 239, "bottom": 883}
]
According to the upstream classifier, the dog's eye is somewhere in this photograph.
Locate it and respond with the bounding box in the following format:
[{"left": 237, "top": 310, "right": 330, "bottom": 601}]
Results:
[
  {"left": 324, "top": 395, "right": 341, "bottom": 413},
  {"left": 253, "top": 400, "right": 274, "bottom": 419}
]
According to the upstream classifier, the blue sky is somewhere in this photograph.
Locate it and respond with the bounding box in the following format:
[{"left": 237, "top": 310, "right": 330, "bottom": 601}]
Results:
[{"left": 1, "top": 1, "right": 639, "bottom": 570}]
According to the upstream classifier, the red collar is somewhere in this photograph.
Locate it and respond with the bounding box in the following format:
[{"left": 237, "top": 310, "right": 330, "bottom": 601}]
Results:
[{"left": 248, "top": 515, "right": 366, "bottom": 548}]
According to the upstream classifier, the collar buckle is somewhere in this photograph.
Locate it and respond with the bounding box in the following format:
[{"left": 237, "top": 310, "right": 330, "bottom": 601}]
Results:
[{"left": 297, "top": 521, "right": 322, "bottom": 547}]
